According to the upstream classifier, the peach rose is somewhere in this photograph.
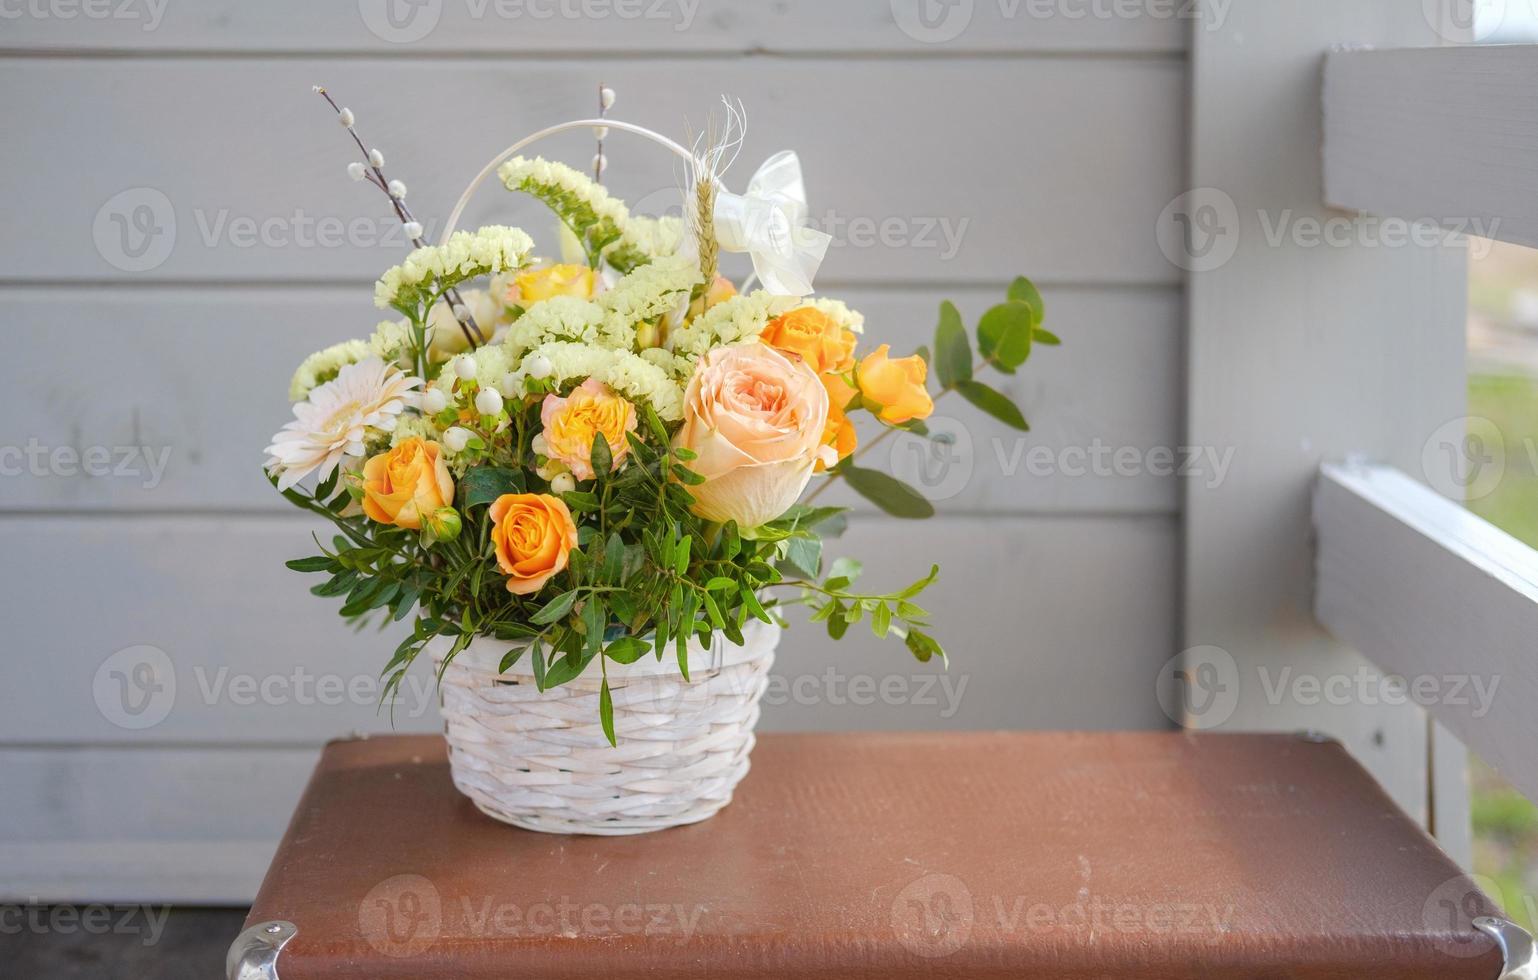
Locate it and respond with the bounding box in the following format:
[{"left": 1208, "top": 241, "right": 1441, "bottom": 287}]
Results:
[
  {"left": 539, "top": 379, "right": 638, "bottom": 481},
  {"left": 673, "top": 343, "right": 829, "bottom": 527},
  {"left": 760, "top": 306, "right": 857, "bottom": 376},
  {"left": 818, "top": 372, "right": 859, "bottom": 473},
  {"left": 510, "top": 263, "right": 596, "bottom": 305},
  {"left": 360, "top": 438, "right": 455, "bottom": 531},
  {"left": 858, "top": 344, "right": 934, "bottom": 425},
  {"left": 489, "top": 493, "right": 579, "bottom": 596}
]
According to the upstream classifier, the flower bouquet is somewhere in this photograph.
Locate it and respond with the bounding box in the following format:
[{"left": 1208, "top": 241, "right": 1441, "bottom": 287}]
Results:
[{"left": 267, "top": 90, "right": 1055, "bottom": 834}]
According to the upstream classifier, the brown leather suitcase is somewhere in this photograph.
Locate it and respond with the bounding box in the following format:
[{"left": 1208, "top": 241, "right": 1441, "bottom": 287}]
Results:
[{"left": 230, "top": 731, "right": 1527, "bottom": 979}]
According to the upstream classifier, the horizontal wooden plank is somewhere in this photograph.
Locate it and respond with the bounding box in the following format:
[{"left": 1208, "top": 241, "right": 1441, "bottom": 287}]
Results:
[
  {"left": 1314, "top": 463, "right": 1538, "bottom": 803},
  {"left": 0, "top": 744, "right": 316, "bottom": 903},
  {"left": 0, "top": 57, "right": 1185, "bottom": 284},
  {"left": 0, "top": 284, "right": 1180, "bottom": 514},
  {"left": 1323, "top": 45, "right": 1538, "bottom": 250},
  {"left": 0, "top": 512, "right": 1176, "bottom": 742},
  {"left": 0, "top": 0, "right": 1190, "bottom": 53}
]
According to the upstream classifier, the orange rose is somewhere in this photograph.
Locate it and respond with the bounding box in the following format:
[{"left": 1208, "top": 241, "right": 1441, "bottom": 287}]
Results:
[
  {"left": 488, "top": 493, "right": 579, "bottom": 596},
  {"left": 510, "top": 263, "right": 596, "bottom": 304},
  {"left": 818, "top": 372, "right": 858, "bottom": 473},
  {"left": 760, "top": 306, "right": 857, "bottom": 375},
  {"left": 858, "top": 345, "right": 934, "bottom": 425},
  {"left": 360, "top": 438, "right": 455, "bottom": 530}
]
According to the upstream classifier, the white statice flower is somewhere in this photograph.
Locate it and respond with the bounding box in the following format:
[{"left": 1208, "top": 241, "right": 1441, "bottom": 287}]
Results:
[
  {"left": 504, "top": 295, "right": 605, "bottom": 350},
  {"left": 289, "top": 339, "right": 372, "bottom": 402},
  {"left": 498, "top": 156, "right": 684, "bottom": 265},
  {"left": 623, "top": 214, "right": 685, "bottom": 259},
  {"left": 498, "top": 155, "right": 630, "bottom": 229},
  {"left": 599, "top": 254, "right": 700, "bottom": 347},
  {"left": 527, "top": 340, "right": 685, "bottom": 421},
  {"left": 637, "top": 346, "right": 693, "bottom": 380},
  {"left": 266, "top": 358, "right": 421, "bottom": 492},
  {"left": 668, "top": 290, "right": 801, "bottom": 359},
  {"left": 369, "top": 319, "right": 412, "bottom": 366},
  {"left": 803, "top": 297, "right": 865, "bottom": 334},
  {"left": 389, "top": 412, "right": 442, "bottom": 449},
  {"left": 374, "top": 226, "right": 534, "bottom": 310}
]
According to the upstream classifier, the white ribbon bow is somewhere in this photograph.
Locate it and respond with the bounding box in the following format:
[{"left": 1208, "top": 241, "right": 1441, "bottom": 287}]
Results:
[{"left": 712, "top": 150, "right": 832, "bottom": 297}]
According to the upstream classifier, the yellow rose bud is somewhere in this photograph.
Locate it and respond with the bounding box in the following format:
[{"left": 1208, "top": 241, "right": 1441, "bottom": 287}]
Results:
[
  {"left": 489, "top": 493, "right": 579, "bottom": 596},
  {"left": 423, "top": 506, "right": 462, "bottom": 543},
  {"left": 817, "top": 372, "right": 859, "bottom": 473},
  {"left": 857, "top": 344, "right": 935, "bottom": 425},
  {"left": 360, "top": 438, "right": 455, "bottom": 531},
  {"left": 513, "top": 263, "right": 597, "bottom": 304},
  {"left": 539, "top": 379, "right": 638, "bottom": 481},
  {"left": 688, "top": 275, "right": 738, "bottom": 319},
  {"left": 760, "top": 306, "right": 857, "bottom": 376}
]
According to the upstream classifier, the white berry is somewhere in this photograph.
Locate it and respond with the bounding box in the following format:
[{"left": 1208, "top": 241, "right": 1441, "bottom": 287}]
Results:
[
  {"left": 420, "top": 387, "right": 448, "bottom": 414},
  {"left": 550, "top": 473, "right": 576, "bottom": 495},
  {"left": 453, "top": 356, "right": 478, "bottom": 381},
  {"left": 524, "top": 354, "right": 553, "bottom": 380},
  {"left": 475, "top": 388, "right": 503, "bottom": 416},
  {"left": 443, "top": 427, "right": 471, "bottom": 453}
]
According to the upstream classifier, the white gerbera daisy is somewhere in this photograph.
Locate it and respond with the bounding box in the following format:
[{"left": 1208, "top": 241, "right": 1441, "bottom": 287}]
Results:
[{"left": 265, "top": 358, "right": 421, "bottom": 492}]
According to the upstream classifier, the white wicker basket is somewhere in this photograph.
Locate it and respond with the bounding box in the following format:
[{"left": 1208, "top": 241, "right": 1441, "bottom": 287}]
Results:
[{"left": 430, "top": 620, "right": 778, "bottom": 835}]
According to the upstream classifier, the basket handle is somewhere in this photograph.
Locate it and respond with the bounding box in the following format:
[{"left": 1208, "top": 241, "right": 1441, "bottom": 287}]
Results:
[{"left": 438, "top": 118, "right": 695, "bottom": 245}]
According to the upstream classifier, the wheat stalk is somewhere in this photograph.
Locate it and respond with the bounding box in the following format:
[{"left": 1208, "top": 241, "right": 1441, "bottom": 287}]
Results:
[{"left": 694, "top": 175, "right": 718, "bottom": 286}]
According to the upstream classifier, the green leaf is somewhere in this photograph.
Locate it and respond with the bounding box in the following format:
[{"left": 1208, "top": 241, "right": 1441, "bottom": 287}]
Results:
[
  {"left": 956, "top": 379, "right": 1030, "bottom": 432},
  {"left": 599, "top": 679, "right": 616, "bottom": 747},
  {"left": 671, "top": 464, "right": 707, "bottom": 486},
  {"left": 605, "top": 637, "right": 651, "bottom": 664},
  {"left": 871, "top": 602, "right": 892, "bottom": 639},
  {"left": 499, "top": 646, "right": 527, "bottom": 672},
  {"left": 934, "top": 301, "right": 972, "bottom": 388},
  {"left": 705, "top": 577, "right": 739, "bottom": 592},
  {"left": 462, "top": 467, "right": 525, "bottom": 509},
  {"left": 285, "top": 556, "right": 335, "bottom": 573},
  {"left": 530, "top": 641, "right": 548, "bottom": 691},
  {"left": 589, "top": 431, "right": 613, "bottom": 479},
  {"left": 841, "top": 466, "right": 936, "bottom": 520},
  {"left": 782, "top": 536, "right": 823, "bottom": 578},
  {"left": 905, "top": 627, "right": 946, "bottom": 665},
  {"left": 1007, "top": 276, "right": 1045, "bottom": 322},
  {"left": 827, "top": 556, "right": 863, "bottom": 585},
  {"left": 531, "top": 589, "right": 579, "bottom": 625},
  {"left": 674, "top": 534, "right": 692, "bottom": 575},
  {"left": 976, "top": 300, "right": 1035, "bottom": 372},
  {"left": 1033, "top": 327, "right": 1062, "bottom": 346}
]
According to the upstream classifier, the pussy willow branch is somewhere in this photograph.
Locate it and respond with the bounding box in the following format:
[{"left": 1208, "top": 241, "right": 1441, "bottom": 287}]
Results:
[
  {"left": 313, "top": 86, "right": 485, "bottom": 348},
  {"left": 593, "top": 82, "right": 610, "bottom": 186}
]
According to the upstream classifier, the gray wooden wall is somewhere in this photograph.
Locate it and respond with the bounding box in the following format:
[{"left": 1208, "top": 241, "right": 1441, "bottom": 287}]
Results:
[{"left": 0, "top": 2, "right": 1188, "bottom": 901}]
